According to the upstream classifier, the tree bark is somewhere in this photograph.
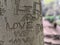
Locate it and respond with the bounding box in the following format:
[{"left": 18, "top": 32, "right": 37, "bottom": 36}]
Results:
[{"left": 0, "top": 0, "right": 43, "bottom": 45}]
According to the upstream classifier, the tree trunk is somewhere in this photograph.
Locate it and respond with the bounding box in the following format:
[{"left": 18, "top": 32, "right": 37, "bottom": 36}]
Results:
[{"left": 0, "top": 0, "right": 43, "bottom": 45}]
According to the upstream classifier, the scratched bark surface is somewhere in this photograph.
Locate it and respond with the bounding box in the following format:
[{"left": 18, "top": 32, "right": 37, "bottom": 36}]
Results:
[{"left": 0, "top": 0, "right": 43, "bottom": 45}]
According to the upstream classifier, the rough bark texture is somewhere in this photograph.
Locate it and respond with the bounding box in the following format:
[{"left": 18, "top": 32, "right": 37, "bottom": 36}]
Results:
[{"left": 0, "top": 0, "right": 43, "bottom": 45}]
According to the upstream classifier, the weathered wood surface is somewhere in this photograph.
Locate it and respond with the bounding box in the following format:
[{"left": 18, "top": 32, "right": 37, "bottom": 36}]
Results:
[{"left": 0, "top": 0, "right": 43, "bottom": 45}]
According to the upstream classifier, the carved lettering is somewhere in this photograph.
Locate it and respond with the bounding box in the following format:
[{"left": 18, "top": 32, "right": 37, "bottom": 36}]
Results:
[{"left": 6, "top": 22, "right": 25, "bottom": 30}]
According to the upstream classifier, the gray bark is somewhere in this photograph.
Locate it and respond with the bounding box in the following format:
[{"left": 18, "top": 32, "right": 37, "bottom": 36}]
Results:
[{"left": 0, "top": 0, "right": 43, "bottom": 45}]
